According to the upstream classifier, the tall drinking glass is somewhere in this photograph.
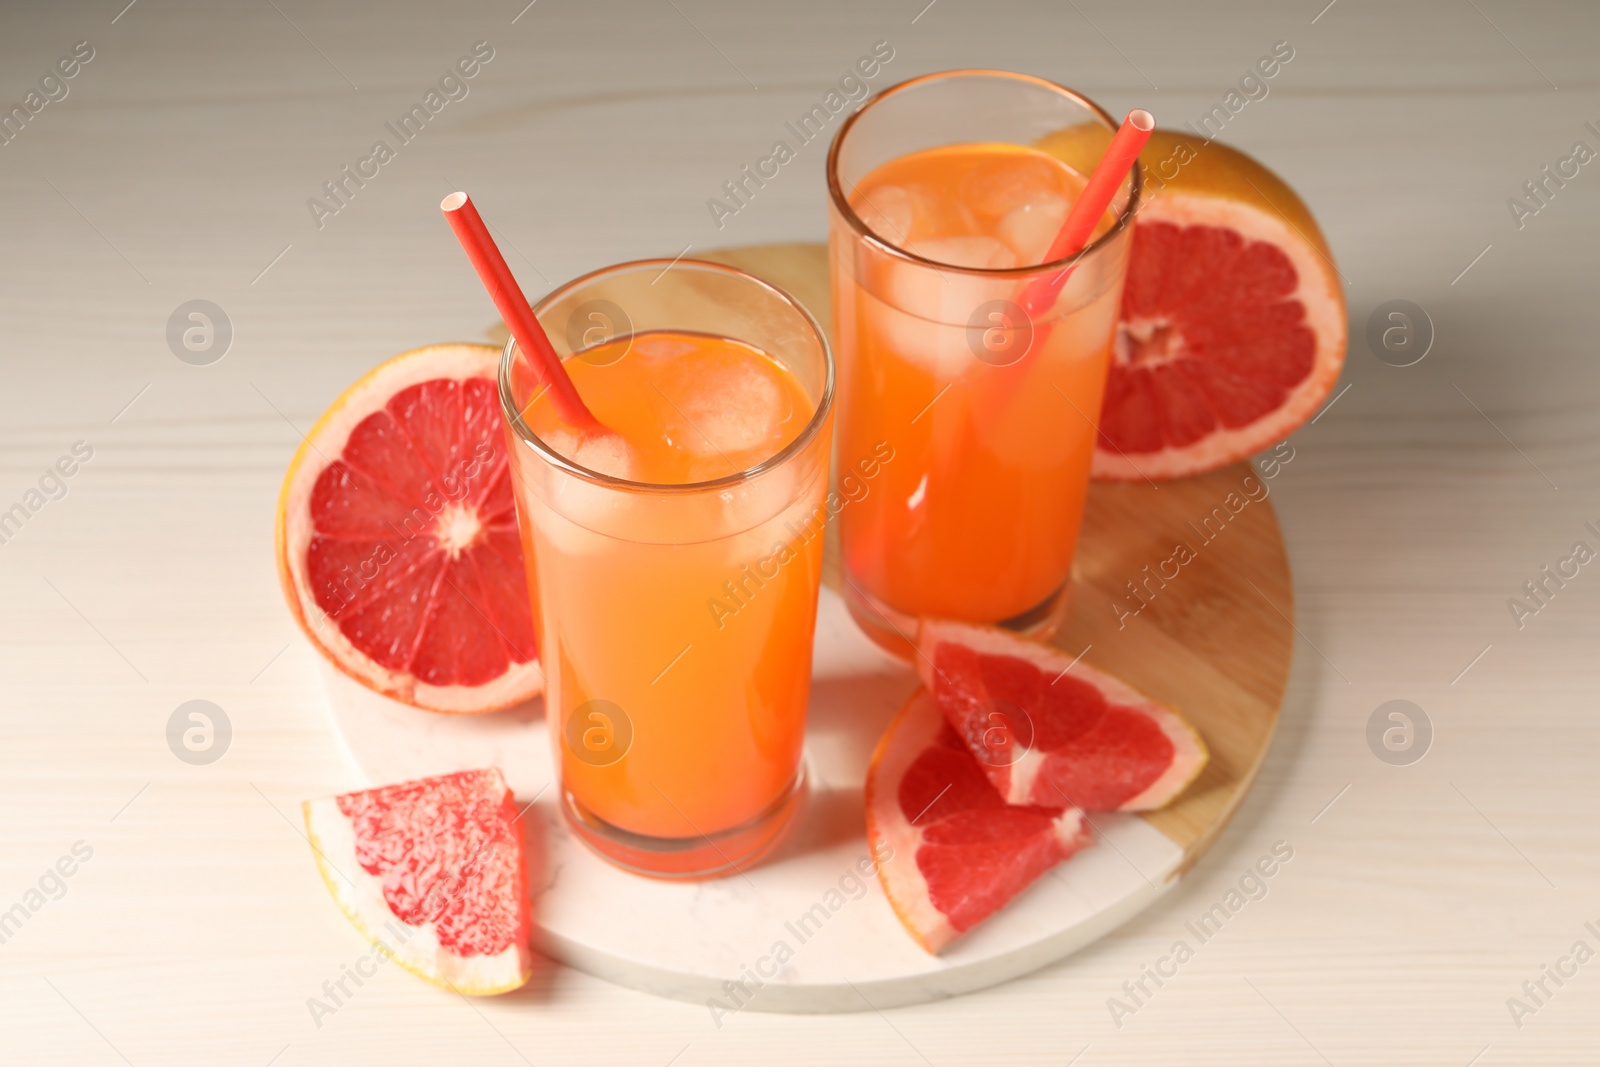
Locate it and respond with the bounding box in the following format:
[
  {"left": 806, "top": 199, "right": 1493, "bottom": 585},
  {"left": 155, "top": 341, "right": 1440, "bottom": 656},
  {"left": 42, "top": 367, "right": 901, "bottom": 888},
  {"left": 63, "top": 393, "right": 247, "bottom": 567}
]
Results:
[
  {"left": 827, "top": 70, "right": 1141, "bottom": 654},
  {"left": 500, "top": 260, "right": 834, "bottom": 879}
]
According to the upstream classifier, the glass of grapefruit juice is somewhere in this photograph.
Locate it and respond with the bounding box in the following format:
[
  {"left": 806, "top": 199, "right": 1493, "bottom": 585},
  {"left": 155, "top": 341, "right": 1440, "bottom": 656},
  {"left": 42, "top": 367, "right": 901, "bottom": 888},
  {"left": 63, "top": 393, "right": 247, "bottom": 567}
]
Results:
[
  {"left": 826, "top": 70, "right": 1141, "bottom": 654},
  {"left": 499, "top": 260, "right": 834, "bottom": 879}
]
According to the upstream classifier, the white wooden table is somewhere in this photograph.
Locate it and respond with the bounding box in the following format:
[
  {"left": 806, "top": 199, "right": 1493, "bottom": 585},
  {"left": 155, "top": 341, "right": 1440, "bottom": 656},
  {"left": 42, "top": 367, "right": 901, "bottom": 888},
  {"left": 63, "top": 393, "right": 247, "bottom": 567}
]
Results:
[{"left": 3, "top": 1, "right": 1597, "bottom": 1063}]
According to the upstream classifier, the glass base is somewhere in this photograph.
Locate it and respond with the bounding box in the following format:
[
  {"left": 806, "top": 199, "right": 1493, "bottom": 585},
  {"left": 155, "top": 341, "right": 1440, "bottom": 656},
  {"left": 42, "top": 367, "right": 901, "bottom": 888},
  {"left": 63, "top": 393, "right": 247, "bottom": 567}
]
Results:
[
  {"left": 843, "top": 576, "right": 1073, "bottom": 661},
  {"left": 562, "top": 765, "right": 807, "bottom": 880}
]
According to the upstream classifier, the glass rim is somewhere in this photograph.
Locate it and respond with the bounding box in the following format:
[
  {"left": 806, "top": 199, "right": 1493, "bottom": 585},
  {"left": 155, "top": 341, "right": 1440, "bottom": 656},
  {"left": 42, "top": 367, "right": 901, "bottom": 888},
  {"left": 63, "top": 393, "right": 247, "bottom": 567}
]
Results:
[
  {"left": 498, "top": 257, "right": 835, "bottom": 495},
  {"left": 825, "top": 68, "right": 1144, "bottom": 278}
]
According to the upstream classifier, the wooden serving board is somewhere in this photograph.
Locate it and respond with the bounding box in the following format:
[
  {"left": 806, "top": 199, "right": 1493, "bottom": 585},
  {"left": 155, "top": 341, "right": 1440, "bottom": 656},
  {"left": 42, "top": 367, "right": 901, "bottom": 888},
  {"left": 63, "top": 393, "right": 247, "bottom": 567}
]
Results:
[
  {"left": 346, "top": 241, "right": 1296, "bottom": 1011},
  {"left": 698, "top": 242, "right": 1292, "bottom": 875}
]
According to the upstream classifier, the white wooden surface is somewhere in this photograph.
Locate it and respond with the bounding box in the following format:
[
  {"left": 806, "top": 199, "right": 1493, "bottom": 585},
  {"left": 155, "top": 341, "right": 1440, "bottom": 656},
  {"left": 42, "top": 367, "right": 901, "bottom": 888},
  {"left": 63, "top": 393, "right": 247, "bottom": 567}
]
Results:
[{"left": 2, "top": 1, "right": 1597, "bottom": 1064}]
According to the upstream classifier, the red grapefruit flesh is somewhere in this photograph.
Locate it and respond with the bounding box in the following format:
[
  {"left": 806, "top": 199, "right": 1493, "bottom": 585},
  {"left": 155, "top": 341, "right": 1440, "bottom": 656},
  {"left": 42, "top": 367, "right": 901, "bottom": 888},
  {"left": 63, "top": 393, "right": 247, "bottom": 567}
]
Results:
[
  {"left": 1039, "top": 128, "right": 1347, "bottom": 481},
  {"left": 917, "top": 619, "right": 1207, "bottom": 811},
  {"left": 303, "top": 768, "right": 534, "bottom": 994},
  {"left": 277, "top": 344, "right": 542, "bottom": 713},
  {"left": 867, "top": 689, "right": 1092, "bottom": 953}
]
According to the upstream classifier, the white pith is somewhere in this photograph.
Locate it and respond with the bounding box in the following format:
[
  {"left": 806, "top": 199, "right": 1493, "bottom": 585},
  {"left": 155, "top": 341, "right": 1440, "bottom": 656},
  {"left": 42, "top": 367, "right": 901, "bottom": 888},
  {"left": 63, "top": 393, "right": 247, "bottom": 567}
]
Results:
[
  {"left": 1004, "top": 746, "right": 1049, "bottom": 807},
  {"left": 302, "top": 779, "right": 531, "bottom": 996},
  {"left": 1095, "top": 191, "right": 1347, "bottom": 481},
  {"left": 279, "top": 343, "right": 543, "bottom": 713},
  {"left": 435, "top": 503, "right": 486, "bottom": 555},
  {"left": 1116, "top": 315, "right": 1182, "bottom": 369}
]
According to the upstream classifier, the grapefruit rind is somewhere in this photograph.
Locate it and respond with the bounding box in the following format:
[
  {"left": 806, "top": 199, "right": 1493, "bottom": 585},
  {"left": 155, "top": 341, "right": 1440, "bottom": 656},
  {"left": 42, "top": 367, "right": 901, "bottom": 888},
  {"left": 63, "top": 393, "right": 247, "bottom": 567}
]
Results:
[
  {"left": 275, "top": 343, "right": 543, "bottom": 714},
  {"left": 917, "top": 618, "right": 1209, "bottom": 811},
  {"left": 866, "top": 689, "right": 1091, "bottom": 954},
  {"left": 302, "top": 781, "right": 532, "bottom": 996},
  {"left": 865, "top": 688, "right": 957, "bottom": 954}
]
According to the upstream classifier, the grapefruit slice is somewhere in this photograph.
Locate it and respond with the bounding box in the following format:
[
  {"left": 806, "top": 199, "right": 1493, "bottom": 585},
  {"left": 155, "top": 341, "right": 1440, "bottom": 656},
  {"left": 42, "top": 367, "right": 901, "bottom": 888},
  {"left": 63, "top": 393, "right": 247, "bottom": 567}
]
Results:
[
  {"left": 276, "top": 343, "right": 542, "bottom": 713},
  {"left": 917, "top": 619, "right": 1207, "bottom": 811},
  {"left": 303, "top": 768, "right": 534, "bottom": 995},
  {"left": 866, "top": 688, "right": 1093, "bottom": 953},
  {"left": 1039, "top": 127, "right": 1347, "bottom": 481}
]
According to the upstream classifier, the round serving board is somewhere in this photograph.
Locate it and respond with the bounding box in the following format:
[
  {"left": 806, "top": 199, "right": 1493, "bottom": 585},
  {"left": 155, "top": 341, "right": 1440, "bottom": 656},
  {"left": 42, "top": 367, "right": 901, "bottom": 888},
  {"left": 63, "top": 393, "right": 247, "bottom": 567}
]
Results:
[{"left": 325, "top": 243, "right": 1293, "bottom": 1013}]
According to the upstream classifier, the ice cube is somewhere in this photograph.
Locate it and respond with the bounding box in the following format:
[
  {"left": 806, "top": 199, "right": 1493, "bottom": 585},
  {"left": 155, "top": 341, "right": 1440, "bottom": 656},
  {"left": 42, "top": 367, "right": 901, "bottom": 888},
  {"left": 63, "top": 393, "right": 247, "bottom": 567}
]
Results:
[
  {"left": 890, "top": 237, "right": 1020, "bottom": 335},
  {"left": 574, "top": 432, "right": 638, "bottom": 481},
  {"left": 674, "top": 359, "right": 790, "bottom": 460},
  {"left": 718, "top": 459, "right": 813, "bottom": 539},
  {"left": 997, "top": 194, "right": 1070, "bottom": 265},
  {"left": 872, "top": 239, "right": 1024, "bottom": 380},
  {"left": 542, "top": 428, "right": 639, "bottom": 481},
  {"left": 540, "top": 428, "right": 580, "bottom": 463},
  {"left": 854, "top": 184, "right": 914, "bottom": 244},
  {"left": 526, "top": 428, "right": 645, "bottom": 551},
  {"left": 867, "top": 296, "right": 983, "bottom": 382},
  {"left": 905, "top": 235, "right": 1018, "bottom": 271},
  {"left": 962, "top": 154, "right": 1070, "bottom": 217},
  {"left": 632, "top": 334, "right": 698, "bottom": 363}
]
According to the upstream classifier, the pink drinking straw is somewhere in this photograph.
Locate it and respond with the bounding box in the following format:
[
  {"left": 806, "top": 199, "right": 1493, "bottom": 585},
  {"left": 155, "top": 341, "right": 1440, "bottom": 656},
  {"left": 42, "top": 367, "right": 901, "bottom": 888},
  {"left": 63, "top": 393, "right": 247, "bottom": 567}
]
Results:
[
  {"left": 440, "top": 192, "right": 602, "bottom": 429},
  {"left": 1017, "top": 108, "right": 1155, "bottom": 321}
]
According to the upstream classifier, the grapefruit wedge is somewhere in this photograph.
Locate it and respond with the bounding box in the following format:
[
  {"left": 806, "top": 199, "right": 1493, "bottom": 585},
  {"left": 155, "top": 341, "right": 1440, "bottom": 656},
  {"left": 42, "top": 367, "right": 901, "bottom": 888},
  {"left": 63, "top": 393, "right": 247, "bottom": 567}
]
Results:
[
  {"left": 1039, "top": 127, "right": 1347, "bottom": 481},
  {"left": 918, "top": 620, "right": 1207, "bottom": 811},
  {"left": 866, "top": 689, "right": 1093, "bottom": 953},
  {"left": 276, "top": 343, "right": 542, "bottom": 713},
  {"left": 303, "top": 768, "right": 534, "bottom": 995}
]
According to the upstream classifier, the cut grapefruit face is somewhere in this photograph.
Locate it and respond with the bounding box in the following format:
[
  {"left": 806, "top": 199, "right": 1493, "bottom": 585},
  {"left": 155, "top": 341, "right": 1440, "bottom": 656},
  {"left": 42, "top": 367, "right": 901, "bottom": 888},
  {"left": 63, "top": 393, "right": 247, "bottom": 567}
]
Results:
[
  {"left": 917, "top": 619, "right": 1208, "bottom": 811},
  {"left": 1040, "top": 128, "right": 1347, "bottom": 481},
  {"left": 866, "top": 689, "right": 1092, "bottom": 954},
  {"left": 276, "top": 343, "right": 541, "bottom": 713},
  {"left": 303, "top": 768, "right": 533, "bottom": 995}
]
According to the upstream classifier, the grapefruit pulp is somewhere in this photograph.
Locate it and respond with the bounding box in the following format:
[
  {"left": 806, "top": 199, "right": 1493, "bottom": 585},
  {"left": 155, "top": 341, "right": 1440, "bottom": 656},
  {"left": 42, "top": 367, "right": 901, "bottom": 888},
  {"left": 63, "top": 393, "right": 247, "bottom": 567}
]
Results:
[
  {"left": 917, "top": 619, "right": 1208, "bottom": 811},
  {"left": 866, "top": 689, "right": 1093, "bottom": 954},
  {"left": 303, "top": 768, "right": 534, "bottom": 995},
  {"left": 276, "top": 343, "right": 542, "bottom": 713}
]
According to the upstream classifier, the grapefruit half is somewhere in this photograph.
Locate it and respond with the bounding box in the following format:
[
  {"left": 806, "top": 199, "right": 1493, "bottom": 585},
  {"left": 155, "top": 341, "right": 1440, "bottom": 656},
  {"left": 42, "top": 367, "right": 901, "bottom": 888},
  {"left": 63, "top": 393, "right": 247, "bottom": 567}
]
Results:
[
  {"left": 1040, "top": 127, "right": 1347, "bottom": 481},
  {"left": 917, "top": 620, "right": 1207, "bottom": 811},
  {"left": 866, "top": 689, "right": 1093, "bottom": 953},
  {"left": 303, "top": 768, "right": 534, "bottom": 995},
  {"left": 276, "top": 343, "right": 542, "bottom": 713}
]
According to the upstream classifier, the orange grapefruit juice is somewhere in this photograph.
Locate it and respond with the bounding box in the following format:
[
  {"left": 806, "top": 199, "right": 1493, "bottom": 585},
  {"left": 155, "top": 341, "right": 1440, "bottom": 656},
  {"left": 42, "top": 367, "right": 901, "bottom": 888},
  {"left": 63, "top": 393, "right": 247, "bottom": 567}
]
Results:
[
  {"left": 830, "top": 142, "right": 1126, "bottom": 635},
  {"left": 513, "top": 330, "right": 828, "bottom": 844}
]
